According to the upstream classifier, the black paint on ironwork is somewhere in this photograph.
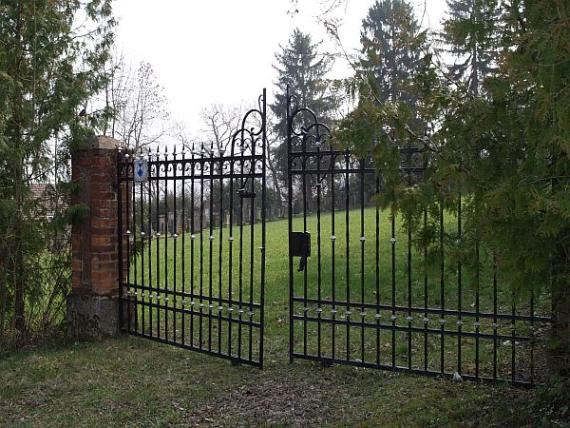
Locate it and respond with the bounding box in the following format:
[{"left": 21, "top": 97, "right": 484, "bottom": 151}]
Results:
[
  {"left": 117, "top": 88, "right": 551, "bottom": 387},
  {"left": 118, "top": 90, "right": 267, "bottom": 368},
  {"left": 285, "top": 90, "right": 550, "bottom": 388}
]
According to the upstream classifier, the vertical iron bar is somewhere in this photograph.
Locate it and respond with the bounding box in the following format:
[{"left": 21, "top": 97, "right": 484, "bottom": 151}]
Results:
[
  {"left": 173, "top": 150, "right": 178, "bottom": 344},
  {"left": 182, "top": 155, "right": 186, "bottom": 345},
  {"left": 457, "top": 194, "right": 462, "bottom": 375},
  {"left": 190, "top": 148, "right": 196, "bottom": 347},
  {"left": 132, "top": 161, "right": 137, "bottom": 334},
  {"left": 407, "top": 211, "right": 412, "bottom": 369},
  {"left": 208, "top": 144, "right": 214, "bottom": 352},
  {"left": 301, "top": 133, "right": 308, "bottom": 358},
  {"left": 140, "top": 180, "right": 145, "bottom": 336},
  {"left": 359, "top": 160, "right": 365, "bottom": 366},
  {"left": 147, "top": 154, "right": 153, "bottom": 337},
  {"left": 345, "top": 149, "right": 351, "bottom": 362},
  {"left": 164, "top": 150, "right": 169, "bottom": 342},
  {"left": 248, "top": 155, "right": 256, "bottom": 363},
  {"left": 331, "top": 164, "right": 337, "bottom": 361},
  {"left": 423, "top": 209, "right": 428, "bottom": 371},
  {"left": 199, "top": 146, "right": 205, "bottom": 349},
  {"left": 530, "top": 290, "right": 535, "bottom": 387},
  {"left": 406, "top": 149, "right": 413, "bottom": 370},
  {"left": 125, "top": 158, "right": 131, "bottom": 334},
  {"left": 375, "top": 175, "right": 380, "bottom": 367},
  {"left": 493, "top": 253, "right": 498, "bottom": 380},
  {"left": 260, "top": 89, "right": 267, "bottom": 367},
  {"left": 475, "top": 239, "right": 481, "bottom": 380},
  {"left": 440, "top": 201, "right": 445, "bottom": 374},
  {"left": 391, "top": 213, "right": 396, "bottom": 367},
  {"left": 316, "top": 137, "right": 322, "bottom": 360},
  {"left": 238, "top": 141, "right": 245, "bottom": 360},
  {"left": 218, "top": 154, "right": 224, "bottom": 354},
  {"left": 155, "top": 150, "right": 160, "bottom": 340},
  {"left": 286, "top": 87, "right": 294, "bottom": 363},
  {"left": 228, "top": 146, "right": 235, "bottom": 359}
]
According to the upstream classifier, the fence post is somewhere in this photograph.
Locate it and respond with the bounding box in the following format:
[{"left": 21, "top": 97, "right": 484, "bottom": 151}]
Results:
[{"left": 67, "top": 135, "right": 123, "bottom": 338}]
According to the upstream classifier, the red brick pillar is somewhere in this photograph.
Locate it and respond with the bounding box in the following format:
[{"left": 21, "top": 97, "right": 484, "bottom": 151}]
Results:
[{"left": 67, "top": 136, "right": 123, "bottom": 338}]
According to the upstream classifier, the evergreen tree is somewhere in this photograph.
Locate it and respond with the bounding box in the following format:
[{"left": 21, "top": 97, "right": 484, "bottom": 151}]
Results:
[
  {"left": 441, "top": 0, "right": 500, "bottom": 95},
  {"left": 270, "top": 29, "right": 335, "bottom": 215},
  {"left": 359, "top": 0, "right": 423, "bottom": 106},
  {"left": 271, "top": 29, "right": 335, "bottom": 137},
  {"left": 337, "top": 0, "right": 570, "bottom": 374},
  {"left": 0, "top": 0, "right": 115, "bottom": 335}
]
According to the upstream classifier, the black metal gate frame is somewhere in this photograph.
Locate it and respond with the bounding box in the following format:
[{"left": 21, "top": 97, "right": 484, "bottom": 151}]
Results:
[
  {"left": 285, "top": 90, "right": 551, "bottom": 388},
  {"left": 118, "top": 90, "right": 267, "bottom": 367}
]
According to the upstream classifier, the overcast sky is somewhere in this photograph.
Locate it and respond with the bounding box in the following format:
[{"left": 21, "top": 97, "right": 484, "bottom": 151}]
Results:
[{"left": 112, "top": 0, "right": 447, "bottom": 136}]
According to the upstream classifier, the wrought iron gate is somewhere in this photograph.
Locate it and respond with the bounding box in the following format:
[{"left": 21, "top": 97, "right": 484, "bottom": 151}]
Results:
[
  {"left": 116, "top": 87, "right": 551, "bottom": 385},
  {"left": 118, "top": 90, "right": 267, "bottom": 367},
  {"left": 286, "top": 92, "right": 551, "bottom": 387}
]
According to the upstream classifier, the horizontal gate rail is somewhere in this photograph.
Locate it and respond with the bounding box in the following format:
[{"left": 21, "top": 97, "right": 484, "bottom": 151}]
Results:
[
  {"left": 290, "top": 354, "right": 535, "bottom": 389},
  {"left": 291, "top": 297, "right": 550, "bottom": 323},
  {"left": 125, "top": 283, "right": 262, "bottom": 309}
]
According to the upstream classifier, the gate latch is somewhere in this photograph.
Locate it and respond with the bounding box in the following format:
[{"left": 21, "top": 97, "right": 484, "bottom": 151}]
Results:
[{"left": 290, "top": 232, "right": 311, "bottom": 272}]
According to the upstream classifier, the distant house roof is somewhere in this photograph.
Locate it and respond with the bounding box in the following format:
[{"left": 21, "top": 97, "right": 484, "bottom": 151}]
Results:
[
  {"left": 29, "top": 183, "right": 57, "bottom": 219},
  {"left": 30, "top": 183, "right": 55, "bottom": 199}
]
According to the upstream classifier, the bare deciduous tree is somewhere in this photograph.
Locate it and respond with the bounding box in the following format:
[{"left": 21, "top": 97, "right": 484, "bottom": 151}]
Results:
[
  {"left": 199, "top": 104, "right": 246, "bottom": 155},
  {"left": 104, "top": 55, "right": 170, "bottom": 152}
]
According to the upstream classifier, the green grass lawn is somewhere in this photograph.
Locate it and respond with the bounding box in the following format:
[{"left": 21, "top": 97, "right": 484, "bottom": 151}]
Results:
[
  {"left": 0, "top": 208, "right": 557, "bottom": 427},
  {"left": 0, "top": 336, "right": 545, "bottom": 427},
  {"left": 129, "top": 206, "right": 551, "bottom": 318},
  {"left": 127, "top": 207, "right": 550, "bottom": 382}
]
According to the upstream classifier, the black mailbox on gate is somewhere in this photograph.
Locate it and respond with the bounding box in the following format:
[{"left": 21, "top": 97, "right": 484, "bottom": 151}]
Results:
[
  {"left": 290, "top": 232, "right": 311, "bottom": 272},
  {"left": 289, "top": 232, "right": 311, "bottom": 257}
]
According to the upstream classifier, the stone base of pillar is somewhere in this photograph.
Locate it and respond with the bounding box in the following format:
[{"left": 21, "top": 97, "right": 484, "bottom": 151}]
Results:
[{"left": 66, "top": 294, "right": 120, "bottom": 338}]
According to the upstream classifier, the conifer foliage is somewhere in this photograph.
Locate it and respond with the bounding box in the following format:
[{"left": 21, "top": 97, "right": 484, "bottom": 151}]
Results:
[
  {"left": 271, "top": 28, "right": 336, "bottom": 138},
  {"left": 269, "top": 29, "right": 335, "bottom": 212},
  {"left": 359, "top": 0, "right": 424, "bottom": 106},
  {"left": 0, "top": 0, "right": 115, "bottom": 340},
  {"left": 335, "top": 0, "right": 569, "bottom": 374},
  {"left": 441, "top": 0, "right": 500, "bottom": 95}
]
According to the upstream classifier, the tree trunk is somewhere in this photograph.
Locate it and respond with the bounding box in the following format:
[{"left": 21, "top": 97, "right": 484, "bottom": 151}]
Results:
[
  {"left": 11, "top": 0, "right": 26, "bottom": 336},
  {"left": 13, "top": 183, "right": 26, "bottom": 334},
  {"left": 550, "top": 228, "right": 570, "bottom": 377},
  {"left": 0, "top": 257, "right": 6, "bottom": 337},
  {"left": 266, "top": 143, "right": 287, "bottom": 218},
  {"left": 550, "top": 152, "right": 569, "bottom": 377}
]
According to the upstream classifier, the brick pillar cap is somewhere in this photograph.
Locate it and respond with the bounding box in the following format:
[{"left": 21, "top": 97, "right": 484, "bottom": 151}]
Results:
[{"left": 85, "top": 135, "right": 124, "bottom": 150}]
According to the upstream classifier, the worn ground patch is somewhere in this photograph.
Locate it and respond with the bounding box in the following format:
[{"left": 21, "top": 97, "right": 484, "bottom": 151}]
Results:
[{"left": 186, "top": 376, "right": 334, "bottom": 426}]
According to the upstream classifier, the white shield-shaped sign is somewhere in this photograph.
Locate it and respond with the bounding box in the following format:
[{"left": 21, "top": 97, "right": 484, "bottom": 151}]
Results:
[{"left": 133, "top": 158, "right": 148, "bottom": 183}]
